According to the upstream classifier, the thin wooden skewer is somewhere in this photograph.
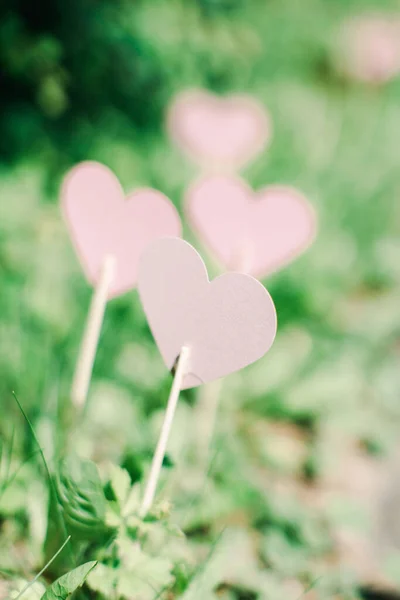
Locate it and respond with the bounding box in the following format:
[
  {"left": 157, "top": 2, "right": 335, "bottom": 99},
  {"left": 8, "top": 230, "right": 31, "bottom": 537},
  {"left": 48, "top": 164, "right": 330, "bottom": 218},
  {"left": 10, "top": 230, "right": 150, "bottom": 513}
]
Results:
[
  {"left": 194, "top": 377, "right": 224, "bottom": 467},
  {"left": 71, "top": 254, "right": 115, "bottom": 409},
  {"left": 140, "top": 346, "right": 190, "bottom": 517}
]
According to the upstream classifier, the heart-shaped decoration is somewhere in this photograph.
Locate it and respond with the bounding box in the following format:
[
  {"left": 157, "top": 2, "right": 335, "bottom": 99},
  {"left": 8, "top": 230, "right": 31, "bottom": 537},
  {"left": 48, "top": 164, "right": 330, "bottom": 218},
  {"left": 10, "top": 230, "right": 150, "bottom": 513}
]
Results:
[
  {"left": 167, "top": 89, "right": 271, "bottom": 170},
  {"left": 62, "top": 161, "right": 182, "bottom": 298},
  {"left": 338, "top": 15, "right": 400, "bottom": 84},
  {"left": 138, "top": 238, "right": 277, "bottom": 389},
  {"left": 186, "top": 175, "right": 316, "bottom": 278}
]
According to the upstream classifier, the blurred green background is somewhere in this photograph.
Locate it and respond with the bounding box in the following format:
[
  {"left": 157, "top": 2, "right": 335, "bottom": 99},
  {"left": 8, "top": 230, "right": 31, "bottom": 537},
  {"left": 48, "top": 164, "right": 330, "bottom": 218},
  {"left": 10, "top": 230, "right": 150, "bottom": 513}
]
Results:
[{"left": 1, "top": 0, "right": 400, "bottom": 598}]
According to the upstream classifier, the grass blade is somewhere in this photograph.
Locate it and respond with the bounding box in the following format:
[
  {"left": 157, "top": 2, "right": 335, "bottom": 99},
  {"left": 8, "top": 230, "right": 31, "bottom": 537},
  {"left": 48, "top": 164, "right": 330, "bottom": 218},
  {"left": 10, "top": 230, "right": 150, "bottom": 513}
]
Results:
[
  {"left": 14, "top": 536, "right": 71, "bottom": 600},
  {"left": 11, "top": 391, "right": 75, "bottom": 565}
]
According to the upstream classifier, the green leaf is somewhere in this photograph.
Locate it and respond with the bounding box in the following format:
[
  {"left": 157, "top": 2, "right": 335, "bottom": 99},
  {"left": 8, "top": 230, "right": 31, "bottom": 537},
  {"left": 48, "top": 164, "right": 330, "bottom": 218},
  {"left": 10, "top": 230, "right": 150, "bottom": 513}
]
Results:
[
  {"left": 87, "top": 563, "right": 117, "bottom": 597},
  {"left": 55, "top": 454, "right": 108, "bottom": 540},
  {"left": 261, "top": 529, "right": 308, "bottom": 577},
  {"left": 122, "top": 483, "right": 141, "bottom": 519},
  {"left": 116, "top": 540, "right": 174, "bottom": 600},
  {"left": 40, "top": 561, "right": 97, "bottom": 599},
  {"left": 109, "top": 464, "right": 131, "bottom": 509},
  {"left": 10, "top": 580, "right": 46, "bottom": 599},
  {"left": 181, "top": 528, "right": 280, "bottom": 600}
]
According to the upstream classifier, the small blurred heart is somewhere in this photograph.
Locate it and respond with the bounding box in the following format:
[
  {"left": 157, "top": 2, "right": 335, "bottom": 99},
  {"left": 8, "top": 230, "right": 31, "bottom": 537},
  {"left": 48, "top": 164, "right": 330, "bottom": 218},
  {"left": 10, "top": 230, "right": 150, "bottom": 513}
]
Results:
[
  {"left": 337, "top": 15, "right": 400, "bottom": 84},
  {"left": 61, "top": 161, "right": 182, "bottom": 298},
  {"left": 167, "top": 89, "right": 271, "bottom": 170},
  {"left": 186, "top": 175, "right": 316, "bottom": 278}
]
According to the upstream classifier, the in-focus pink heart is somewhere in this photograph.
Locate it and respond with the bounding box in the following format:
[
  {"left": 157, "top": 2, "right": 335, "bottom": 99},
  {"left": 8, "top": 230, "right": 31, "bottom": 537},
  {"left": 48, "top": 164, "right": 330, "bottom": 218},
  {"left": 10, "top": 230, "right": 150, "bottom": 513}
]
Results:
[
  {"left": 167, "top": 89, "right": 271, "bottom": 170},
  {"left": 138, "top": 238, "right": 277, "bottom": 389},
  {"left": 186, "top": 175, "right": 316, "bottom": 278},
  {"left": 62, "top": 162, "right": 182, "bottom": 298}
]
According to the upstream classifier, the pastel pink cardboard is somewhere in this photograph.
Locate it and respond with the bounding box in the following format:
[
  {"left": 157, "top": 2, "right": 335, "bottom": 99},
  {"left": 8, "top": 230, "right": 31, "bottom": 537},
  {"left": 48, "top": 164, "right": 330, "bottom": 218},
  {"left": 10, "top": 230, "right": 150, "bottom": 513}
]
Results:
[
  {"left": 167, "top": 89, "right": 271, "bottom": 170},
  {"left": 138, "top": 237, "right": 277, "bottom": 389},
  {"left": 186, "top": 175, "right": 316, "bottom": 278},
  {"left": 338, "top": 15, "right": 400, "bottom": 84},
  {"left": 61, "top": 161, "right": 182, "bottom": 298}
]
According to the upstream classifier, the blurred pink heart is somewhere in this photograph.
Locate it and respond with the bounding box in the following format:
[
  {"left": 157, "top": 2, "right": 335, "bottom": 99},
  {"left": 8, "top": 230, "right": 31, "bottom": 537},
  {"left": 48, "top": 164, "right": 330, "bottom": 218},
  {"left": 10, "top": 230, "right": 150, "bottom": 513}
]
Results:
[
  {"left": 167, "top": 90, "right": 271, "bottom": 170},
  {"left": 338, "top": 15, "right": 400, "bottom": 83},
  {"left": 62, "top": 161, "right": 182, "bottom": 298},
  {"left": 138, "top": 238, "right": 277, "bottom": 389},
  {"left": 186, "top": 175, "right": 316, "bottom": 278}
]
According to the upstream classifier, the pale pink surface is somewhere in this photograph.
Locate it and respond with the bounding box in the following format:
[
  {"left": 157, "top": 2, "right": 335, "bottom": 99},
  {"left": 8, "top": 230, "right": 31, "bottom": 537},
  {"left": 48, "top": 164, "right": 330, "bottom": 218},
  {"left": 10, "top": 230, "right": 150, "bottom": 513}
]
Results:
[
  {"left": 138, "top": 238, "right": 277, "bottom": 389},
  {"left": 340, "top": 16, "right": 400, "bottom": 83},
  {"left": 61, "top": 162, "right": 182, "bottom": 298},
  {"left": 186, "top": 175, "right": 316, "bottom": 278},
  {"left": 167, "top": 90, "right": 271, "bottom": 170}
]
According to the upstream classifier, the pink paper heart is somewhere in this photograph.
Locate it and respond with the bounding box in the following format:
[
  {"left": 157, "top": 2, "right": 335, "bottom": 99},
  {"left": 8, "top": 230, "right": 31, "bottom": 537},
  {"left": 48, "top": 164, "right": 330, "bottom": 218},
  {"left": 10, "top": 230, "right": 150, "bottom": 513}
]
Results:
[
  {"left": 138, "top": 238, "right": 277, "bottom": 389},
  {"left": 186, "top": 175, "right": 316, "bottom": 278},
  {"left": 167, "top": 90, "right": 271, "bottom": 170},
  {"left": 338, "top": 15, "right": 400, "bottom": 84},
  {"left": 62, "top": 161, "right": 182, "bottom": 298}
]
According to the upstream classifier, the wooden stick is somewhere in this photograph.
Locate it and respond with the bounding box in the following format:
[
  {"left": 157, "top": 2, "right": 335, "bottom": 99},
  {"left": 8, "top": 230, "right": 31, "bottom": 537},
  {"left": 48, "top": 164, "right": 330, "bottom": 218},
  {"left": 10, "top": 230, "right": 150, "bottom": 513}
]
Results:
[
  {"left": 229, "top": 239, "right": 254, "bottom": 273},
  {"left": 71, "top": 254, "right": 115, "bottom": 409},
  {"left": 195, "top": 377, "right": 224, "bottom": 466},
  {"left": 139, "top": 346, "right": 190, "bottom": 517}
]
